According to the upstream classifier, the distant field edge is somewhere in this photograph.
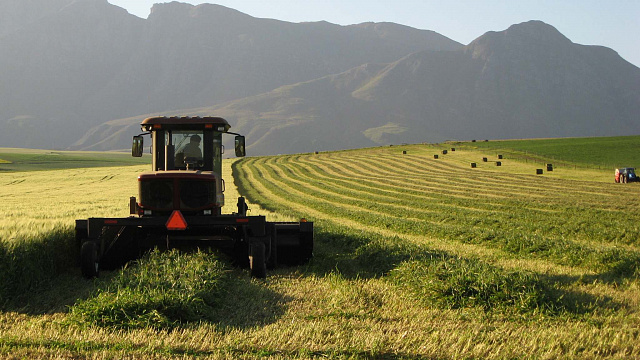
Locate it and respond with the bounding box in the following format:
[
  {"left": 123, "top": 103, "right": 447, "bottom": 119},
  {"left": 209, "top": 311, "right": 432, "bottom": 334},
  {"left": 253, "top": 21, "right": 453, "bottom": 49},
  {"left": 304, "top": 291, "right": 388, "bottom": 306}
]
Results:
[
  {"left": 0, "top": 147, "right": 148, "bottom": 172},
  {"left": 448, "top": 135, "right": 640, "bottom": 169}
]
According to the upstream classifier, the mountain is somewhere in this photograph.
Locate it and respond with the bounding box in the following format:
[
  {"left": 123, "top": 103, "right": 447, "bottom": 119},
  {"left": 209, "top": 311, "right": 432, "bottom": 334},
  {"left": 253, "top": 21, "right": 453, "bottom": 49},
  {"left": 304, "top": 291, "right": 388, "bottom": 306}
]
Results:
[
  {"left": 76, "top": 21, "right": 640, "bottom": 155},
  {"left": 0, "top": 0, "right": 461, "bottom": 149},
  {"left": 0, "top": 0, "right": 73, "bottom": 37},
  {"left": 0, "top": 0, "right": 144, "bottom": 148}
]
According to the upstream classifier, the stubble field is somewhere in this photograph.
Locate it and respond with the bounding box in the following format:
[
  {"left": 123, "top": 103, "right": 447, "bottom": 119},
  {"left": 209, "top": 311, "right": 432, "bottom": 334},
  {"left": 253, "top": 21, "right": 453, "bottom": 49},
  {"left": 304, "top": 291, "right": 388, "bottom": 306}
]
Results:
[{"left": 1, "top": 141, "right": 639, "bottom": 359}]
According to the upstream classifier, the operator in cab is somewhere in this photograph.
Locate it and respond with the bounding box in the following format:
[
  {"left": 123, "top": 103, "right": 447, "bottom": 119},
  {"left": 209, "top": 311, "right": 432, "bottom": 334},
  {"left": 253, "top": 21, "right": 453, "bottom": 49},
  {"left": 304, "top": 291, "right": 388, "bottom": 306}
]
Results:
[
  {"left": 175, "top": 134, "right": 203, "bottom": 168},
  {"left": 182, "top": 135, "right": 202, "bottom": 159}
]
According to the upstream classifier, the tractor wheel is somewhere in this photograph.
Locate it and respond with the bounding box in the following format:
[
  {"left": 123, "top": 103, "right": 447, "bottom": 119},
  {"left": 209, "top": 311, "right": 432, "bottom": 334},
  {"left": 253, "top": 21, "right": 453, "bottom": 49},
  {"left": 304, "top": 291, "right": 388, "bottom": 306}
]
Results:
[
  {"left": 249, "top": 242, "right": 267, "bottom": 279},
  {"left": 81, "top": 241, "right": 100, "bottom": 278},
  {"left": 623, "top": 175, "right": 628, "bottom": 184}
]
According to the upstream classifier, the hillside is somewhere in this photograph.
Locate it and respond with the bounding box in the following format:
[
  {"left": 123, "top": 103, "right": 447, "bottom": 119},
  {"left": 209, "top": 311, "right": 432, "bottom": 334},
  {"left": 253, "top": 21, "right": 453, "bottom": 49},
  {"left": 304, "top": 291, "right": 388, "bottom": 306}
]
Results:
[
  {"left": 74, "top": 21, "right": 640, "bottom": 156},
  {"left": 0, "top": 0, "right": 73, "bottom": 36},
  {"left": 0, "top": 0, "right": 460, "bottom": 150}
]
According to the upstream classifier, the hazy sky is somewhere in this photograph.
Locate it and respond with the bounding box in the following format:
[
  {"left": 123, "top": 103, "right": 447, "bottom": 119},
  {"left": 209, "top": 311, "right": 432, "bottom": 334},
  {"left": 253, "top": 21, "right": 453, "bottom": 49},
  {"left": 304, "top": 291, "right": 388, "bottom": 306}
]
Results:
[{"left": 107, "top": 0, "right": 640, "bottom": 67}]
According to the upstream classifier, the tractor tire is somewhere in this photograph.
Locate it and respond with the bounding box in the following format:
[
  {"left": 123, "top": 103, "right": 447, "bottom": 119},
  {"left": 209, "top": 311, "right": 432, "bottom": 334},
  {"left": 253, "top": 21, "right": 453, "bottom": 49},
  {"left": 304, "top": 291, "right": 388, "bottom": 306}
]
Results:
[
  {"left": 249, "top": 242, "right": 267, "bottom": 279},
  {"left": 623, "top": 175, "right": 628, "bottom": 184},
  {"left": 266, "top": 224, "right": 278, "bottom": 269},
  {"left": 81, "top": 241, "right": 100, "bottom": 278}
]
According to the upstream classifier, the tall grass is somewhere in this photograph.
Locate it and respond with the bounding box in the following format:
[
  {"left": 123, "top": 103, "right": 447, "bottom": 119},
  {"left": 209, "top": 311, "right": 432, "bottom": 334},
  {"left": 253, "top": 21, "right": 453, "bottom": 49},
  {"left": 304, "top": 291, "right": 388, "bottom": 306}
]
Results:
[
  {"left": 0, "top": 226, "right": 76, "bottom": 306},
  {"left": 391, "top": 257, "right": 559, "bottom": 314},
  {"left": 67, "top": 249, "right": 228, "bottom": 330},
  {"left": 0, "top": 165, "right": 145, "bottom": 306}
]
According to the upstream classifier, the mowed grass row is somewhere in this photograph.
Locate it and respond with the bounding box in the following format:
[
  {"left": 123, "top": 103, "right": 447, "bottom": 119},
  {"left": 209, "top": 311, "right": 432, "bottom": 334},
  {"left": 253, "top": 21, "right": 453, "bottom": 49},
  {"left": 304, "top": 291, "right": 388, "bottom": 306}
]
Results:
[
  {"left": 236, "top": 150, "right": 640, "bottom": 278},
  {"left": 229, "top": 146, "right": 640, "bottom": 357},
  {"left": 305, "top": 153, "right": 640, "bottom": 248}
]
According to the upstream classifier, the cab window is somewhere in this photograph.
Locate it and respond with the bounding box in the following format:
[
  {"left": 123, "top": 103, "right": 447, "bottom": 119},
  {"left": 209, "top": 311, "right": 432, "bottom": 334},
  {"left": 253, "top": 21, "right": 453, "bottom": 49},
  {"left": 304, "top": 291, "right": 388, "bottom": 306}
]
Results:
[{"left": 172, "top": 130, "right": 204, "bottom": 169}]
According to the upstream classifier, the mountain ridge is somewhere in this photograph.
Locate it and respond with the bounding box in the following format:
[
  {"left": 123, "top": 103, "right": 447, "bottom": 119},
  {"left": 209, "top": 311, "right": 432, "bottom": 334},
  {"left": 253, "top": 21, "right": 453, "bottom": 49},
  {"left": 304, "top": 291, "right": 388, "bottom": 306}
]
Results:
[
  {"left": 71, "top": 20, "right": 640, "bottom": 155},
  {"left": 0, "top": 2, "right": 637, "bottom": 155},
  {"left": 0, "top": 0, "right": 461, "bottom": 150}
]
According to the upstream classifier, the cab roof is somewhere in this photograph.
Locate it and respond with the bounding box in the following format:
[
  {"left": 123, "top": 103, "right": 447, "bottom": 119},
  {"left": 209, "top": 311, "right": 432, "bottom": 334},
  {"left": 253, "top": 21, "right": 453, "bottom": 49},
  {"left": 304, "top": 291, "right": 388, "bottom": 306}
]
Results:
[{"left": 141, "top": 116, "right": 230, "bottom": 132}]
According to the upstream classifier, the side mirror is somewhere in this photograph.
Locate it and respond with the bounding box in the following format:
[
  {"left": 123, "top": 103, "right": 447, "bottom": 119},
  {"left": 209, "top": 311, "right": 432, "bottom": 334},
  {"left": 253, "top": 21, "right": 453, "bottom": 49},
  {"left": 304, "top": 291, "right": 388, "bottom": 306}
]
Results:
[
  {"left": 235, "top": 135, "right": 246, "bottom": 157},
  {"left": 132, "top": 135, "right": 144, "bottom": 157}
]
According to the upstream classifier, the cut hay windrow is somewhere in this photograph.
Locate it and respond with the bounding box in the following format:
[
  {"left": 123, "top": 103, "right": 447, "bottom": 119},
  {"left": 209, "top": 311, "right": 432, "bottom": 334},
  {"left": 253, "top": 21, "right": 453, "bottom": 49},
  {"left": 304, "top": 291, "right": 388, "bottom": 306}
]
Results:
[
  {"left": 267, "top": 155, "right": 637, "bottom": 248},
  {"left": 237, "top": 153, "right": 640, "bottom": 276}
]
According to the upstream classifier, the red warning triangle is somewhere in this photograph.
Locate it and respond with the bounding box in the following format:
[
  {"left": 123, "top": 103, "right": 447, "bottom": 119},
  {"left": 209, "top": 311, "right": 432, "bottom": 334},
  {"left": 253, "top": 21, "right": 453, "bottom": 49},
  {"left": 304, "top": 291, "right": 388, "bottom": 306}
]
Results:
[{"left": 166, "top": 210, "right": 187, "bottom": 230}]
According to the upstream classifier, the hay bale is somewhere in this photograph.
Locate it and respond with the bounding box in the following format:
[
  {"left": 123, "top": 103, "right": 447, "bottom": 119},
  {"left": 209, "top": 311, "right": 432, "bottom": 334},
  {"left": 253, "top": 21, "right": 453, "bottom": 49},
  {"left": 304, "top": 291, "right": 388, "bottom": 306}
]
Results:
[
  {"left": 497, "top": 154, "right": 503, "bottom": 159},
  {"left": 442, "top": 150, "right": 448, "bottom": 155},
  {"left": 451, "top": 148, "right": 456, "bottom": 152},
  {"left": 434, "top": 154, "right": 439, "bottom": 159},
  {"left": 402, "top": 151, "right": 407, "bottom": 155},
  {"left": 546, "top": 164, "right": 553, "bottom": 171},
  {"left": 496, "top": 161, "right": 502, "bottom": 166},
  {"left": 482, "top": 157, "right": 488, "bottom": 162},
  {"left": 471, "top": 163, "right": 477, "bottom": 168},
  {"left": 536, "top": 169, "right": 543, "bottom": 175}
]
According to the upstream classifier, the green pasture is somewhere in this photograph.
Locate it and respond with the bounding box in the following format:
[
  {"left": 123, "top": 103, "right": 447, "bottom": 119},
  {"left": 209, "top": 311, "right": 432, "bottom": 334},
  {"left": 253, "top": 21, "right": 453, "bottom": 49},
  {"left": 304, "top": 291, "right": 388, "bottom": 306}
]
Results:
[
  {"left": 453, "top": 135, "right": 640, "bottom": 169},
  {"left": 0, "top": 138, "right": 639, "bottom": 358},
  {"left": 0, "top": 148, "right": 148, "bottom": 172}
]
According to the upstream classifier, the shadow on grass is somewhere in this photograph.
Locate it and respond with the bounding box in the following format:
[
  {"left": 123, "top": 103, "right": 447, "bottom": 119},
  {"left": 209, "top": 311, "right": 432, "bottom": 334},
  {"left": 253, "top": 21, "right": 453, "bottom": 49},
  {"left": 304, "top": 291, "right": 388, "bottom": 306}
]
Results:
[
  {"left": 6, "top": 267, "right": 289, "bottom": 333},
  {"left": 62, "top": 249, "right": 289, "bottom": 331},
  {"left": 208, "top": 272, "right": 292, "bottom": 331},
  {"left": 3, "top": 244, "right": 289, "bottom": 332},
  {"left": 0, "top": 226, "right": 78, "bottom": 312},
  {"left": 1, "top": 269, "right": 102, "bottom": 314}
]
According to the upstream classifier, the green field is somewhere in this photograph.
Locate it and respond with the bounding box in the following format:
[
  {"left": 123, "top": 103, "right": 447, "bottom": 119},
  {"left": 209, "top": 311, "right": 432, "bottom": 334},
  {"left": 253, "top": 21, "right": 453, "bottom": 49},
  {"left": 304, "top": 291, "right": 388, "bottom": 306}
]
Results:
[
  {"left": 455, "top": 135, "right": 640, "bottom": 169},
  {"left": 0, "top": 148, "right": 148, "bottom": 172},
  {"left": 1, "top": 140, "right": 639, "bottom": 358}
]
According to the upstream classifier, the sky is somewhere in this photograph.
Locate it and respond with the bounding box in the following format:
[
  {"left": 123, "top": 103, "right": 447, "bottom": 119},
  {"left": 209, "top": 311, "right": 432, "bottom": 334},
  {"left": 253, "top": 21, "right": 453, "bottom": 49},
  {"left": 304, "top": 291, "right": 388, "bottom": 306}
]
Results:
[{"left": 107, "top": 0, "right": 640, "bottom": 68}]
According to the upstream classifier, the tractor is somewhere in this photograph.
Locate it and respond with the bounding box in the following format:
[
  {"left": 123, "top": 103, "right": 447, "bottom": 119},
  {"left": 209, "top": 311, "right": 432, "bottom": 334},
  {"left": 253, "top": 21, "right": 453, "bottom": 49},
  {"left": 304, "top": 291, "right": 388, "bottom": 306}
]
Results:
[
  {"left": 615, "top": 167, "right": 637, "bottom": 183},
  {"left": 75, "top": 116, "right": 313, "bottom": 278}
]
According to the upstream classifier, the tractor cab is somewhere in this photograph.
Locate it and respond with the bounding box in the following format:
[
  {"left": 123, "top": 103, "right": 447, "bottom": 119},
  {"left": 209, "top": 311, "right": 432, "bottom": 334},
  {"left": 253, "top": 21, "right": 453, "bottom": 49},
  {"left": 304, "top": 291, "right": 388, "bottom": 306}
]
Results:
[
  {"left": 132, "top": 116, "right": 245, "bottom": 172},
  {"left": 131, "top": 116, "right": 245, "bottom": 216}
]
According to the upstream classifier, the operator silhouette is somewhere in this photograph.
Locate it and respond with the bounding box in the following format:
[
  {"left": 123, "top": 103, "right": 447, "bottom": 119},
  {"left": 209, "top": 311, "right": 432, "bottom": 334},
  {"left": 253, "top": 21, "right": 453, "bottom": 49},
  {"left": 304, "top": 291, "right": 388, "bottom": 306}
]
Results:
[{"left": 182, "top": 135, "right": 202, "bottom": 160}]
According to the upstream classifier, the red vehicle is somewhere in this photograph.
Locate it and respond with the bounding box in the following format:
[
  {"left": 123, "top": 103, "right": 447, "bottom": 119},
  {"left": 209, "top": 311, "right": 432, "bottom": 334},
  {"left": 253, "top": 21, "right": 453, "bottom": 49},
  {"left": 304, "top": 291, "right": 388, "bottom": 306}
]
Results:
[
  {"left": 615, "top": 167, "right": 637, "bottom": 183},
  {"left": 75, "top": 116, "right": 313, "bottom": 278}
]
